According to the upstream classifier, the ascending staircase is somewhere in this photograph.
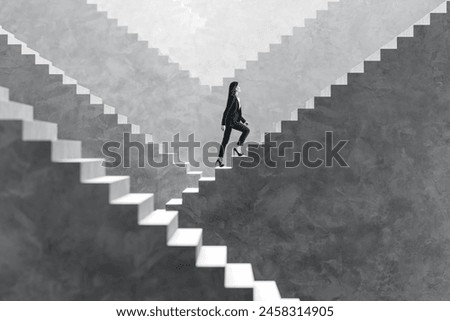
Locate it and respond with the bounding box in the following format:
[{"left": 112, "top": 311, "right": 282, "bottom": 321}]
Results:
[
  {"left": 0, "top": 0, "right": 443, "bottom": 154},
  {"left": 208, "top": 0, "right": 445, "bottom": 143},
  {"left": 268, "top": 0, "right": 449, "bottom": 144},
  {"left": 0, "top": 86, "right": 291, "bottom": 300},
  {"left": 163, "top": 0, "right": 450, "bottom": 300}
]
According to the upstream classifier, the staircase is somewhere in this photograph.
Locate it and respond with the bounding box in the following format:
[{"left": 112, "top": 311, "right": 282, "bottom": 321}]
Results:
[
  {"left": 0, "top": 0, "right": 211, "bottom": 142},
  {"left": 163, "top": 0, "right": 450, "bottom": 300},
  {"left": 88, "top": 0, "right": 206, "bottom": 79},
  {"left": 267, "top": 0, "right": 449, "bottom": 145},
  {"left": 0, "top": 26, "right": 206, "bottom": 208},
  {"left": 0, "top": 86, "right": 294, "bottom": 300},
  {"left": 87, "top": 0, "right": 202, "bottom": 77},
  {"left": 167, "top": 0, "right": 336, "bottom": 85},
  {"left": 208, "top": 0, "right": 445, "bottom": 144}
]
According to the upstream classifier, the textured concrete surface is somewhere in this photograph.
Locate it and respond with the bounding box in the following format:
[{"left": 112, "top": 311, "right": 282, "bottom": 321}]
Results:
[
  {"left": 0, "top": 36, "right": 196, "bottom": 208},
  {"left": 2, "top": 0, "right": 450, "bottom": 301},
  {"left": 0, "top": 120, "right": 252, "bottom": 300},
  {"left": 0, "top": 0, "right": 211, "bottom": 142},
  {"left": 0, "top": 0, "right": 442, "bottom": 155},
  {"left": 91, "top": 0, "right": 329, "bottom": 84},
  {"left": 172, "top": 9, "right": 450, "bottom": 300},
  {"left": 210, "top": 0, "right": 445, "bottom": 143}
]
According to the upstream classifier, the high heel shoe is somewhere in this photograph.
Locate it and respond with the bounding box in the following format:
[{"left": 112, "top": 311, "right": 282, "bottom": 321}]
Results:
[
  {"left": 233, "top": 147, "right": 245, "bottom": 157},
  {"left": 215, "top": 159, "right": 224, "bottom": 167}
]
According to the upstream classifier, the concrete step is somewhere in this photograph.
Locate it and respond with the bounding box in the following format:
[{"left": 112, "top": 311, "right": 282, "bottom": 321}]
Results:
[
  {"left": 280, "top": 120, "right": 298, "bottom": 133},
  {"left": 187, "top": 171, "right": 202, "bottom": 179},
  {"left": 103, "top": 104, "right": 115, "bottom": 115},
  {"left": 83, "top": 175, "right": 130, "bottom": 202},
  {"left": 62, "top": 75, "right": 77, "bottom": 85},
  {"left": 350, "top": 60, "right": 365, "bottom": 74},
  {"left": 183, "top": 187, "right": 199, "bottom": 194},
  {"left": 186, "top": 170, "right": 203, "bottom": 188},
  {"left": 198, "top": 176, "right": 216, "bottom": 192},
  {"left": 130, "top": 123, "right": 140, "bottom": 134},
  {"left": 214, "top": 166, "right": 232, "bottom": 180},
  {"left": 225, "top": 264, "right": 254, "bottom": 289},
  {"left": 0, "top": 100, "right": 33, "bottom": 121},
  {"left": 55, "top": 158, "right": 105, "bottom": 181},
  {"left": 334, "top": 74, "right": 348, "bottom": 86},
  {"left": 52, "top": 140, "right": 82, "bottom": 160},
  {"left": 168, "top": 228, "right": 202, "bottom": 247},
  {"left": 34, "top": 54, "right": 52, "bottom": 66},
  {"left": 100, "top": 113, "right": 130, "bottom": 129},
  {"left": 117, "top": 114, "right": 128, "bottom": 124},
  {"left": 167, "top": 198, "right": 182, "bottom": 206},
  {"left": 5, "top": 34, "right": 22, "bottom": 46},
  {"left": 48, "top": 65, "right": 64, "bottom": 76},
  {"left": 197, "top": 246, "right": 227, "bottom": 268},
  {"left": 166, "top": 198, "right": 183, "bottom": 212},
  {"left": 305, "top": 95, "right": 336, "bottom": 109},
  {"left": 110, "top": 193, "right": 154, "bottom": 221},
  {"left": 199, "top": 177, "right": 215, "bottom": 182},
  {"left": 139, "top": 209, "right": 179, "bottom": 240},
  {"left": 75, "top": 85, "right": 90, "bottom": 95},
  {"left": 253, "top": 281, "right": 282, "bottom": 301},
  {"left": 20, "top": 46, "right": 43, "bottom": 60},
  {"left": 89, "top": 94, "right": 103, "bottom": 105},
  {"left": 22, "top": 120, "right": 58, "bottom": 141},
  {"left": 0, "top": 87, "right": 9, "bottom": 101}
]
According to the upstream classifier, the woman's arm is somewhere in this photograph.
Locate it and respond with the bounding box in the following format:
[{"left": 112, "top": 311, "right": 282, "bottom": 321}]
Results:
[
  {"left": 222, "top": 97, "right": 237, "bottom": 125},
  {"left": 240, "top": 106, "right": 247, "bottom": 124}
]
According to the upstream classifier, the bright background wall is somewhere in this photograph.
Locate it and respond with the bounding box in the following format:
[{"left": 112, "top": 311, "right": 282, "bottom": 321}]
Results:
[{"left": 88, "top": 0, "right": 330, "bottom": 85}]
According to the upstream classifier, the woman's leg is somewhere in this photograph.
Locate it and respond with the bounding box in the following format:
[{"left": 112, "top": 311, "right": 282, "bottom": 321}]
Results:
[
  {"left": 218, "top": 126, "right": 232, "bottom": 158},
  {"left": 232, "top": 123, "right": 250, "bottom": 146}
]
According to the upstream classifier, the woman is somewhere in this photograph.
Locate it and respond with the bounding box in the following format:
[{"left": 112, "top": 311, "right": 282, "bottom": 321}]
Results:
[{"left": 216, "top": 81, "right": 250, "bottom": 167}]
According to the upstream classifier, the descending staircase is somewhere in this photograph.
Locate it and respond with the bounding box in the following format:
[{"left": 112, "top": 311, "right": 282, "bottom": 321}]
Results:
[
  {"left": 88, "top": 0, "right": 206, "bottom": 79},
  {"left": 0, "top": 0, "right": 212, "bottom": 141},
  {"left": 0, "top": 0, "right": 443, "bottom": 157},
  {"left": 87, "top": 0, "right": 202, "bottom": 80},
  {"left": 163, "top": 0, "right": 450, "bottom": 300},
  {"left": 0, "top": 86, "right": 293, "bottom": 300},
  {"left": 0, "top": 26, "right": 204, "bottom": 208}
]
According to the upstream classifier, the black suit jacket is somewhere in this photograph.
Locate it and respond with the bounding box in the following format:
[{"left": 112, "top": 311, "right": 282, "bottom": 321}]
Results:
[{"left": 221, "top": 96, "right": 246, "bottom": 126}]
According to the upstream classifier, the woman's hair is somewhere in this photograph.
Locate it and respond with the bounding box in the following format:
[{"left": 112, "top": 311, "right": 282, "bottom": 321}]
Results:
[
  {"left": 225, "top": 81, "right": 239, "bottom": 112},
  {"left": 228, "top": 81, "right": 239, "bottom": 97}
]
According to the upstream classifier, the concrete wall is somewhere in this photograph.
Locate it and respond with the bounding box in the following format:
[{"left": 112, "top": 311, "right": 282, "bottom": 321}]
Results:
[
  {"left": 171, "top": 9, "right": 450, "bottom": 300},
  {"left": 0, "top": 0, "right": 212, "bottom": 143},
  {"left": 210, "top": 0, "right": 445, "bottom": 143},
  {"left": 91, "top": 0, "right": 329, "bottom": 85},
  {"left": 0, "top": 0, "right": 442, "bottom": 158},
  {"left": 0, "top": 35, "right": 197, "bottom": 208},
  {"left": 0, "top": 120, "right": 250, "bottom": 300}
]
